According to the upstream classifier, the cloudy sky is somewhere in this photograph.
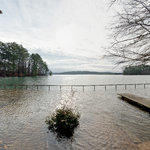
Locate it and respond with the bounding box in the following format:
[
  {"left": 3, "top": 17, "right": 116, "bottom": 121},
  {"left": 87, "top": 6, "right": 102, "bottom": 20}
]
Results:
[{"left": 0, "top": 0, "right": 120, "bottom": 72}]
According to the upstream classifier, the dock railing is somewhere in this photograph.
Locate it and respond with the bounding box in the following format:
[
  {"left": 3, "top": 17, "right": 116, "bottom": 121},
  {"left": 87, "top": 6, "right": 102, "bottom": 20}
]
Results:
[{"left": 0, "top": 83, "right": 150, "bottom": 91}]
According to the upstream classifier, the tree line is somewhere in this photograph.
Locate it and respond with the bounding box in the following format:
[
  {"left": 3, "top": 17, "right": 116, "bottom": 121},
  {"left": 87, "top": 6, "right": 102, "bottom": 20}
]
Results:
[
  {"left": 0, "top": 41, "right": 49, "bottom": 77},
  {"left": 123, "top": 65, "right": 150, "bottom": 75}
]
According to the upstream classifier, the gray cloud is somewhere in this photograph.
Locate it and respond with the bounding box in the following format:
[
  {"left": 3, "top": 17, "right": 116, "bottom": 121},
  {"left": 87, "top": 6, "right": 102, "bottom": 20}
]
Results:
[{"left": 0, "top": 0, "right": 121, "bottom": 72}]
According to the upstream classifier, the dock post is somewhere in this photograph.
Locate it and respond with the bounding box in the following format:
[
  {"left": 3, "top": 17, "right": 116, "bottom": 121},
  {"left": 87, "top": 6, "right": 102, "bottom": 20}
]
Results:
[
  {"left": 37, "top": 85, "right": 38, "bottom": 90},
  {"left": 83, "top": 85, "right": 84, "bottom": 92},
  {"left": 105, "top": 85, "right": 106, "bottom": 91},
  {"left": 135, "top": 84, "right": 136, "bottom": 89},
  {"left": 125, "top": 84, "right": 127, "bottom": 90},
  {"left": 94, "top": 85, "right": 95, "bottom": 91},
  {"left": 144, "top": 84, "right": 146, "bottom": 89},
  {"left": 49, "top": 85, "right": 50, "bottom": 91},
  {"left": 60, "top": 85, "right": 61, "bottom": 91},
  {"left": 115, "top": 85, "right": 117, "bottom": 91}
]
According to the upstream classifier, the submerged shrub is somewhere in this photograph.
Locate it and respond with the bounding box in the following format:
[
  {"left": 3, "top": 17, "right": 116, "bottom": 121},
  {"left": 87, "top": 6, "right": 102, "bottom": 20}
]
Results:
[{"left": 46, "top": 106, "right": 80, "bottom": 138}]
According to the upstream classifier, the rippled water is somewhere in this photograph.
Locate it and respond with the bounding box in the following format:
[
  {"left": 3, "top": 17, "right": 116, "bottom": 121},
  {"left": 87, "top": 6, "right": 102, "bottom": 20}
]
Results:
[{"left": 0, "top": 75, "right": 150, "bottom": 150}]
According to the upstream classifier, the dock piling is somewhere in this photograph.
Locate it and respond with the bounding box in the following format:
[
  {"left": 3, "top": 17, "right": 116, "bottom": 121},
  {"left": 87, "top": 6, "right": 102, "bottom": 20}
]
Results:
[
  {"left": 115, "top": 85, "right": 117, "bottom": 91},
  {"left": 93, "top": 85, "right": 95, "bottom": 91},
  {"left": 125, "top": 84, "right": 127, "bottom": 90},
  {"left": 135, "top": 84, "right": 136, "bottom": 89},
  {"left": 71, "top": 86, "right": 73, "bottom": 91}
]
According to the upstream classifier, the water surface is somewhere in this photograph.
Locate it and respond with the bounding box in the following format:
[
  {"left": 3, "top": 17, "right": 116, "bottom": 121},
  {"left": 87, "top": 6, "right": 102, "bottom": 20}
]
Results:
[{"left": 0, "top": 75, "right": 150, "bottom": 150}]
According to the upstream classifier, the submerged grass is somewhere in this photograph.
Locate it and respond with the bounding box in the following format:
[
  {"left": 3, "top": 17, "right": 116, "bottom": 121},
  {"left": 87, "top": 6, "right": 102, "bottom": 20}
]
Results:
[{"left": 46, "top": 106, "right": 80, "bottom": 138}]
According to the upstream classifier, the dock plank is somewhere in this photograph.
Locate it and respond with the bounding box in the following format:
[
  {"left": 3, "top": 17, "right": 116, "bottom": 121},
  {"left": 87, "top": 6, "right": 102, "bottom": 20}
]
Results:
[{"left": 118, "top": 93, "right": 150, "bottom": 109}]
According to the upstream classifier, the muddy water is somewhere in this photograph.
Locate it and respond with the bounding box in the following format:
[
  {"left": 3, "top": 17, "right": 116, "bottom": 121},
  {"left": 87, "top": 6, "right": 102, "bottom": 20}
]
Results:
[{"left": 0, "top": 75, "right": 150, "bottom": 150}]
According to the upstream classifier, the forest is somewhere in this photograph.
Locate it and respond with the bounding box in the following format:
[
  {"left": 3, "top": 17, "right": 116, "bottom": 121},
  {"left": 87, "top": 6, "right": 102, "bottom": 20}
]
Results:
[
  {"left": 123, "top": 65, "right": 150, "bottom": 75},
  {"left": 0, "top": 41, "right": 49, "bottom": 77}
]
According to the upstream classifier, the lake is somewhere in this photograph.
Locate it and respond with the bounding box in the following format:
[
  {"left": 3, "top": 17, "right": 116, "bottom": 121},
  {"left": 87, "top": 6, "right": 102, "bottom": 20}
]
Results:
[{"left": 0, "top": 75, "right": 150, "bottom": 150}]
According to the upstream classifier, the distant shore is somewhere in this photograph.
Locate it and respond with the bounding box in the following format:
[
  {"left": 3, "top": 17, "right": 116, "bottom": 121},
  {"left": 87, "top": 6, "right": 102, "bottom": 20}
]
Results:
[{"left": 53, "top": 71, "right": 122, "bottom": 75}]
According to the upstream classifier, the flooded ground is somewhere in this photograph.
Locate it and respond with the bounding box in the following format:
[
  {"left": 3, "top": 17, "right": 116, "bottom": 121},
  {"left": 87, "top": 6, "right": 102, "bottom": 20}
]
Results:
[
  {"left": 0, "top": 90, "right": 150, "bottom": 150},
  {"left": 0, "top": 75, "right": 150, "bottom": 149}
]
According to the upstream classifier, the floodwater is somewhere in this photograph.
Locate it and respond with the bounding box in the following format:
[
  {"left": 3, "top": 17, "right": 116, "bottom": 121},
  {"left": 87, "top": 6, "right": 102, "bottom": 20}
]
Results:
[{"left": 0, "top": 75, "right": 150, "bottom": 150}]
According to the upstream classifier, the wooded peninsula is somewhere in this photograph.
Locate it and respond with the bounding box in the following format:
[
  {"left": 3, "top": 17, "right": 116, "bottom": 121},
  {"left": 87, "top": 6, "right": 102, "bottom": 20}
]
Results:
[
  {"left": 123, "top": 65, "right": 150, "bottom": 75},
  {"left": 0, "top": 41, "right": 49, "bottom": 77}
]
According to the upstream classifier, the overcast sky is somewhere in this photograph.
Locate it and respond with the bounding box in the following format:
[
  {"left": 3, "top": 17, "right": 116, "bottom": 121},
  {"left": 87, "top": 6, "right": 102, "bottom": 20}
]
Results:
[{"left": 0, "top": 0, "right": 120, "bottom": 72}]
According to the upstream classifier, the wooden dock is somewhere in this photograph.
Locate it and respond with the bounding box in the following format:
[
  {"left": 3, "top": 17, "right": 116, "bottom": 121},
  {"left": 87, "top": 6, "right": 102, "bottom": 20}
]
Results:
[
  {"left": 118, "top": 93, "right": 150, "bottom": 109},
  {"left": 0, "top": 83, "right": 150, "bottom": 91}
]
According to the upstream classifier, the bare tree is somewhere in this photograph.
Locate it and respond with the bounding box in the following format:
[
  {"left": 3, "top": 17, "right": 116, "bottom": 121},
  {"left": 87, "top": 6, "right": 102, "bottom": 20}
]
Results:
[{"left": 106, "top": 0, "right": 150, "bottom": 66}]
